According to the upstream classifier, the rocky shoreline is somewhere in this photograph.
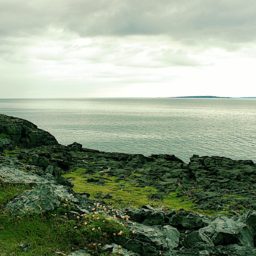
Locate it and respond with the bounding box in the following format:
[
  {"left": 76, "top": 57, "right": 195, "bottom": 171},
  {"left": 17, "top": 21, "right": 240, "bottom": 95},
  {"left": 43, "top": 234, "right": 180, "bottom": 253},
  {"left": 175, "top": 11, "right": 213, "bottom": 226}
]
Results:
[{"left": 0, "top": 114, "right": 256, "bottom": 256}]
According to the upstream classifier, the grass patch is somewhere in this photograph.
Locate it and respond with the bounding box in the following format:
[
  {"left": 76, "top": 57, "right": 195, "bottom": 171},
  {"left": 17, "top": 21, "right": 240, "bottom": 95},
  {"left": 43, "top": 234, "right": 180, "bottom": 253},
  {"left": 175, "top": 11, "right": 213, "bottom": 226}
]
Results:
[
  {"left": 0, "top": 183, "right": 81, "bottom": 255},
  {"left": 3, "top": 148, "right": 20, "bottom": 157},
  {"left": 0, "top": 213, "right": 85, "bottom": 256},
  {"left": 0, "top": 179, "right": 131, "bottom": 255},
  {"left": 0, "top": 211, "right": 130, "bottom": 255},
  {"left": 0, "top": 182, "right": 29, "bottom": 207}
]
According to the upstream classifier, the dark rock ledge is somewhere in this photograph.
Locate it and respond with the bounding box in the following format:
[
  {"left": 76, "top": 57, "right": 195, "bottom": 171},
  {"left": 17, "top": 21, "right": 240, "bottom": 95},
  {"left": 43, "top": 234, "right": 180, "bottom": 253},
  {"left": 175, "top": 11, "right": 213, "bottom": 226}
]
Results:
[{"left": 0, "top": 114, "right": 256, "bottom": 256}]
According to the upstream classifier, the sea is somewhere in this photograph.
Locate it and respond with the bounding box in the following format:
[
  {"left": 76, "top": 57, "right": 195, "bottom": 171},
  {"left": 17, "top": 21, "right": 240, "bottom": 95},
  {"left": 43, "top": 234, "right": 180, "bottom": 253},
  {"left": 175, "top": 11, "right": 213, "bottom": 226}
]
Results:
[{"left": 0, "top": 98, "right": 255, "bottom": 163}]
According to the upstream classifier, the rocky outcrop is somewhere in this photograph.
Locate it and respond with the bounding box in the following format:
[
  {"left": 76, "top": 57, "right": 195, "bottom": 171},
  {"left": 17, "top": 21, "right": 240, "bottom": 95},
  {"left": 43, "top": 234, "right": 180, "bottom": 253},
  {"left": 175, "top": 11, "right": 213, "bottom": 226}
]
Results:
[
  {"left": 126, "top": 206, "right": 209, "bottom": 230},
  {"left": 184, "top": 216, "right": 253, "bottom": 248},
  {"left": 181, "top": 213, "right": 256, "bottom": 255},
  {"left": 1, "top": 114, "right": 256, "bottom": 256},
  {"left": 0, "top": 114, "right": 58, "bottom": 150},
  {"left": 117, "top": 223, "right": 180, "bottom": 255}
]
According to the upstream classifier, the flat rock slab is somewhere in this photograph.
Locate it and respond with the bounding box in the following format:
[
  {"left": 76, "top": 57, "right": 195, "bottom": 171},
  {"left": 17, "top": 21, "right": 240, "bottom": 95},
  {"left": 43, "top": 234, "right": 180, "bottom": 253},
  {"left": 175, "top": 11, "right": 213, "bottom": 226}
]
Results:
[{"left": 68, "top": 250, "right": 91, "bottom": 256}]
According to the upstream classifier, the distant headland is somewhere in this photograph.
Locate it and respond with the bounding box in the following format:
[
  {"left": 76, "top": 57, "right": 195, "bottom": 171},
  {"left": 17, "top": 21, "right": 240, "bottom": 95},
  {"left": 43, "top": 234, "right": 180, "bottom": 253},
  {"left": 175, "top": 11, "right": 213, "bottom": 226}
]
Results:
[
  {"left": 172, "top": 96, "right": 230, "bottom": 99},
  {"left": 171, "top": 96, "right": 256, "bottom": 99}
]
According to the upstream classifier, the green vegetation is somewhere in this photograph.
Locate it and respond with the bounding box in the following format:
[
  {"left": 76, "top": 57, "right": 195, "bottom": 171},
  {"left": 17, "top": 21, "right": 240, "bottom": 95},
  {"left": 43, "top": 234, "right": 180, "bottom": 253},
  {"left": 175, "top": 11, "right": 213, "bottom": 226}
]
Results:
[
  {"left": 163, "top": 192, "right": 194, "bottom": 211},
  {"left": 0, "top": 212, "right": 129, "bottom": 255},
  {"left": 2, "top": 148, "right": 20, "bottom": 157},
  {"left": 0, "top": 182, "right": 129, "bottom": 255},
  {"left": 0, "top": 214, "right": 84, "bottom": 255},
  {"left": 63, "top": 168, "right": 197, "bottom": 211},
  {"left": 63, "top": 168, "right": 158, "bottom": 208},
  {"left": 0, "top": 133, "right": 9, "bottom": 139},
  {"left": 81, "top": 213, "right": 130, "bottom": 251},
  {"left": 0, "top": 183, "right": 77, "bottom": 255},
  {"left": 222, "top": 193, "right": 246, "bottom": 200},
  {"left": 0, "top": 182, "right": 29, "bottom": 206},
  {"left": 220, "top": 194, "right": 248, "bottom": 213}
]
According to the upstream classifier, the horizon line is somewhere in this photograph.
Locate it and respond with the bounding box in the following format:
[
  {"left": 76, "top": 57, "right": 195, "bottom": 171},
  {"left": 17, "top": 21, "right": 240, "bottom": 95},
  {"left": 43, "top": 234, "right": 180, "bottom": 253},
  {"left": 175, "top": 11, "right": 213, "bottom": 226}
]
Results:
[{"left": 0, "top": 96, "right": 256, "bottom": 100}]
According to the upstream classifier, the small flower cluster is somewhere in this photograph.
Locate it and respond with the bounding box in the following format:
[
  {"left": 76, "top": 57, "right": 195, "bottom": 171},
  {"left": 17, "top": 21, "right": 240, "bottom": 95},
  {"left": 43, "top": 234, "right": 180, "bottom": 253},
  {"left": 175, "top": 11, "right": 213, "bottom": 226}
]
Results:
[
  {"left": 87, "top": 202, "right": 130, "bottom": 222},
  {"left": 80, "top": 208, "right": 130, "bottom": 245}
]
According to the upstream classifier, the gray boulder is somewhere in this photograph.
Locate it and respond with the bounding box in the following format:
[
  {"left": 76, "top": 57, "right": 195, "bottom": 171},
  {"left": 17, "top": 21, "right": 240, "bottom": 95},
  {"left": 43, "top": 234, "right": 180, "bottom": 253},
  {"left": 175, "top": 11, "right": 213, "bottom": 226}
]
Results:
[
  {"left": 184, "top": 216, "right": 254, "bottom": 249},
  {"left": 120, "top": 223, "right": 180, "bottom": 255},
  {"left": 244, "top": 211, "right": 256, "bottom": 232},
  {"left": 6, "top": 183, "right": 77, "bottom": 215},
  {"left": 103, "top": 244, "right": 139, "bottom": 255},
  {"left": 169, "top": 210, "right": 209, "bottom": 230},
  {"left": 126, "top": 205, "right": 166, "bottom": 226}
]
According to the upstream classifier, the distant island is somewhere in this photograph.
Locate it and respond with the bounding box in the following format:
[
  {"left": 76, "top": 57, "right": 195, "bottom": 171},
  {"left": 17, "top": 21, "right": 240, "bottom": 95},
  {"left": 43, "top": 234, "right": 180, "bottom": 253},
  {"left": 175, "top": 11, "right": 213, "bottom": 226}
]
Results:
[
  {"left": 172, "top": 96, "right": 231, "bottom": 99},
  {"left": 171, "top": 96, "right": 256, "bottom": 99}
]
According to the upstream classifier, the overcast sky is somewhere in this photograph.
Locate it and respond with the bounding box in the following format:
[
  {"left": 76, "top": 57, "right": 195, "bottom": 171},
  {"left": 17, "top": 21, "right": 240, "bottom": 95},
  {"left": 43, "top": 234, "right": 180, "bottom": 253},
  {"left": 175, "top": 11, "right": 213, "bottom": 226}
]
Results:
[{"left": 1, "top": 0, "right": 256, "bottom": 98}]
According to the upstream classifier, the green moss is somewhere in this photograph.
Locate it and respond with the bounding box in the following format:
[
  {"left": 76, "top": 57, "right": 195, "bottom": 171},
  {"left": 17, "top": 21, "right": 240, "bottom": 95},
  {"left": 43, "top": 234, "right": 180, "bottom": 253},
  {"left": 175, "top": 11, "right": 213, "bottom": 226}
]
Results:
[
  {"left": 162, "top": 192, "right": 195, "bottom": 211},
  {"left": 220, "top": 194, "right": 248, "bottom": 213},
  {"left": 63, "top": 168, "right": 158, "bottom": 208},
  {"left": 63, "top": 168, "right": 197, "bottom": 211}
]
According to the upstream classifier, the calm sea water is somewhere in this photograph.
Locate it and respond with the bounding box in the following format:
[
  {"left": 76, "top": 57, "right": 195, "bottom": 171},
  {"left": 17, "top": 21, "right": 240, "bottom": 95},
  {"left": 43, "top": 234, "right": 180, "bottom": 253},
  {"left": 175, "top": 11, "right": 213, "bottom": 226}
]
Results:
[{"left": 0, "top": 98, "right": 255, "bottom": 162}]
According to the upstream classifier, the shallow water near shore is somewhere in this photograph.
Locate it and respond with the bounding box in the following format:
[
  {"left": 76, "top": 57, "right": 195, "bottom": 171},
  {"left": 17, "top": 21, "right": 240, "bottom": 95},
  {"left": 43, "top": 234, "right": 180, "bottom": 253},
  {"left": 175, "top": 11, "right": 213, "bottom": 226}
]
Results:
[{"left": 0, "top": 98, "right": 255, "bottom": 162}]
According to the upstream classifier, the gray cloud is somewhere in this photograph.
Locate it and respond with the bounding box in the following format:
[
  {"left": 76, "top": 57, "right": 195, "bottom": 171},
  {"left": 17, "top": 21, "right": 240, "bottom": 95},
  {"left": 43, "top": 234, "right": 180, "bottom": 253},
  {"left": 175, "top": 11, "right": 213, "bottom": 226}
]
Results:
[{"left": 0, "top": 0, "right": 256, "bottom": 44}]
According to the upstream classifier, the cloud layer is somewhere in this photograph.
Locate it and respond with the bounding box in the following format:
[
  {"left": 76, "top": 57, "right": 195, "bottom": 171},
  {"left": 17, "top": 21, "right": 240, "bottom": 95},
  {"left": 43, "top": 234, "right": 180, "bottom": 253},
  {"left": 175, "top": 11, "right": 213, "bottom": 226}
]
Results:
[
  {"left": 0, "top": 0, "right": 256, "bottom": 97},
  {"left": 1, "top": 0, "right": 256, "bottom": 42}
]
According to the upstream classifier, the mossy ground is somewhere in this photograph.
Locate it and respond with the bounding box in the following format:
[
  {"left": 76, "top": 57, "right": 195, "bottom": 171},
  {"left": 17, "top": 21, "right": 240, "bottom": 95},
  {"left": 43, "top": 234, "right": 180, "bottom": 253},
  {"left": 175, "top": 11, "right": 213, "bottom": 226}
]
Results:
[{"left": 63, "top": 168, "right": 196, "bottom": 211}]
